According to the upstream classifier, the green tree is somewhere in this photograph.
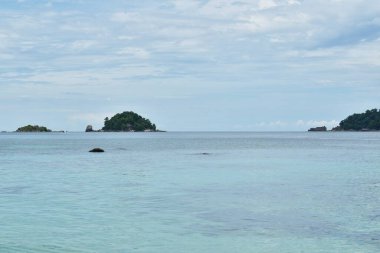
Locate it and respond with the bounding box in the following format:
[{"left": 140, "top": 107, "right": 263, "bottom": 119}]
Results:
[
  {"left": 102, "top": 111, "right": 157, "bottom": 132},
  {"left": 339, "top": 109, "right": 380, "bottom": 130},
  {"left": 16, "top": 125, "right": 52, "bottom": 132}
]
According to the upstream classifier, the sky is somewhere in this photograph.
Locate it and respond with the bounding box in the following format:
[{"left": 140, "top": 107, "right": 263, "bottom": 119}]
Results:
[{"left": 1, "top": 0, "right": 380, "bottom": 131}]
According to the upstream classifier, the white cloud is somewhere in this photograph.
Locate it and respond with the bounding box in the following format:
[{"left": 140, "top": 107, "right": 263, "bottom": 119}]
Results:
[
  {"left": 1, "top": 0, "right": 380, "bottom": 130},
  {"left": 117, "top": 47, "right": 150, "bottom": 59},
  {"left": 68, "top": 112, "right": 113, "bottom": 126},
  {"left": 59, "top": 23, "right": 104, "bottom": 33},
  {"left": 172, "top": 0, "right": 201, "bottom": 11},
  {"left": 150, "top": 38, "right": 207, "bottom": 54},
  {"left": 71, "top": 40, "right": 98, "bottom": 50},
  {"left": 0, "top": 53, "right": 14, "bottom": 60},
  {"left": 341, "top": 41, "right": 380, "bottom": 66},
  {"left": 236, "top": 119, "right": 340, "bottom": 130},
  {"left": 236, "top": 12, "right": 311, "bottom": 33},
  {"left": 111, "top": 12, "right": 139, "bottom": 23},
  {"left": 198, "top": 0, "right": 251, "bottom": 18},
  {"left": 117, "top": 35, "right": 137, "bottom": 41},
  {"left": 287, "top": 48, "right": 338, "bottom": 58},
  {"left": 287, "top": 0, "right": 301, "bottom": 5},
  {"left": 255, "top": 121, "right": 289, "bottom": 127},
  {"left": 296, "top": 120, "right": 339, "bottom": 128},
  {"left": 258, "top": 0, "right": 277, "bottom": 10}
]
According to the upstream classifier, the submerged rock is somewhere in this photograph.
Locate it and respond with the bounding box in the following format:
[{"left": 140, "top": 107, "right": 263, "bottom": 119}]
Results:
[{"left": 89, "top": 148, "right": 104, "bottom": 153}]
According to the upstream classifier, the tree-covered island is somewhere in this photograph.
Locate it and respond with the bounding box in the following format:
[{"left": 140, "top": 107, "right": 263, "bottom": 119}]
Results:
[
  {"left": 16, "top": 125, "right": 52, "bottom": 132},
  {"left": 332, "top": 109, "right": 380, "bottom": 131},
  {"left": 102, "top": 111, "right": 158, "bottom": 132},
  {"left": 309, "top": 109, "right": 380, "bottom": 131}
]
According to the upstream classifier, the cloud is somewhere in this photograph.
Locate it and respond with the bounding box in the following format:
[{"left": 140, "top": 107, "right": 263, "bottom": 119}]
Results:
[
  {"left": 256, "top": 121, "right": 289, "bottom": 127},
  {"left": 117, "top": 47, "right": 150, "bottom": 59},
  {"left": 258, "top": 0, "right": 277, "bottom": 10},
  {"left": 0, "top": 0, "right": 379, "bottom": 130},
  {"left": 171, "top": 0, "right": 201, "bottom": 11},
  {"left": 287, "top": 0, "right": 301, "bottom": 5},
  {"left": 111, "top": 12, "right": 139, "bottom": 23},
  {"left": 234, "top": 12, "right": 311, "bottom": 33},
  {"left": 68, "top": 112, "right": 112, "bottom": 126},
  {"left": 233, "top": 119, "right": 340, "bottom": 131},
  {"left": 296, "top": 120, "right": 340, "bottom": 128},
  {"left": 70, "top": 40, "right": 98, "bottom": 50}
]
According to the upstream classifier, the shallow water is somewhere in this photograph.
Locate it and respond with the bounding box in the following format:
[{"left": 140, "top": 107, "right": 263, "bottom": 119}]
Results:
[{"left": 0, "top": 132, "right": 379, "bottom": 252}]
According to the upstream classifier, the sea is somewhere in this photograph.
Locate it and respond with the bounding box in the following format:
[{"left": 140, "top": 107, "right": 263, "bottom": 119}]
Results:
[{"left": 0, "top": 132, "right": 379, "bottom": 253}]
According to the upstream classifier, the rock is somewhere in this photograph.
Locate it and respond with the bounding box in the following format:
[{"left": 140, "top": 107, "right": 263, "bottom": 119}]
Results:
[
  {"left": 308, "top": 126, "right": 327, "bottom": 132},
  {"left": 89, "top": 148, "right": 104, "bottom": 152},
  {"left": 85, "top": 125, "right": 93, "bottom": 132}
]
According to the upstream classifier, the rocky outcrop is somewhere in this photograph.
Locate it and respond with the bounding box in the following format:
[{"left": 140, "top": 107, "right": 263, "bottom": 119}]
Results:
[
  {"left": 308, "top": 126, "right": 327, "bottom": 132},
  {"left": 85, "top": 125, "right": 93, "bottom": 132}
]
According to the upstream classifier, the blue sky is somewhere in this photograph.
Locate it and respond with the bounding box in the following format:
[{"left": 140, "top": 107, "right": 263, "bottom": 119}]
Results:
[{"left": 1, "top": 0, "right": 379, "bottom": 131}]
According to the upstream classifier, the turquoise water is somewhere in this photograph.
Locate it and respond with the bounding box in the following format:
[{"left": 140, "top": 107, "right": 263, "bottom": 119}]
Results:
[{"left": 0, "top": 132, "right": 379, "bottom": 253}]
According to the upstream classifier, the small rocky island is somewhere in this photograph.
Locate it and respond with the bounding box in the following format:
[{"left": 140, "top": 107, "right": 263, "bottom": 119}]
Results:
[
  {"left": 308, "top": 126, "right": 327, "bottom": 132},
  {"left": 86, "top": 111, "right": 160, "bottom": 132},
  {"left": 309, "top": 109, "right": 380, "bottom": 132},
  {"left": 16, "top": 125, "right": 52, "bottom": 132}
]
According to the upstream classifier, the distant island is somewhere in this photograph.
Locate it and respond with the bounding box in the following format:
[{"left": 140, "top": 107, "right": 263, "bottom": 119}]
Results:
[
  {"left": 309, "top": 109, "right": 380, "bottom": 131},
  {"left": 16, "top": 125, "right": 52, "bottom": 132},
  {"left": 86, "top": 111, "right": 161, "bottom": 132},
  {"left": 308, "top": 126, "right": 327, "bottom": 132},
  {"left": 333, "top": 109, "right": 380, "bottom": 131}
]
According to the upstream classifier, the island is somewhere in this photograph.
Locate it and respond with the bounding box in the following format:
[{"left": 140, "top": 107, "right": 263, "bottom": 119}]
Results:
[
  {"left": 101, "top": 111, "right": 158, "bottom": 132},
  {"left": 332, "top": 109, "right": 380, "bottom": 131},
  {"left": 16, "top": 125, "right": 52, "bottom": 132},
  {"left": 308, "top": 126, "right": 327, "bottom": 132},
  {"left": 308, "top": 109, "right": 380, "bottom": 132}
]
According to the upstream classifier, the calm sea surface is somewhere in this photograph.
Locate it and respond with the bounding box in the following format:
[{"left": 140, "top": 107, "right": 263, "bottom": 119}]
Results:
[{"left": 0, "top": 132, "right": 379, "bottom": 253}]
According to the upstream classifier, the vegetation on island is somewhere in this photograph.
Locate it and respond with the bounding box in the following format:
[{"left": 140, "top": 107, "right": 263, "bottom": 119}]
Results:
[
  {"left": 102, "top": 111, "right": 157, "bottom": 132},
  {"left": 16, "top": 125, "right": 52, "bottom": 132},
  {"left": 332, "top": 109, "right": 380, "bottom": 131},
  {"left": 308, "top": 109, "right": 380, "bottom": 132}
]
